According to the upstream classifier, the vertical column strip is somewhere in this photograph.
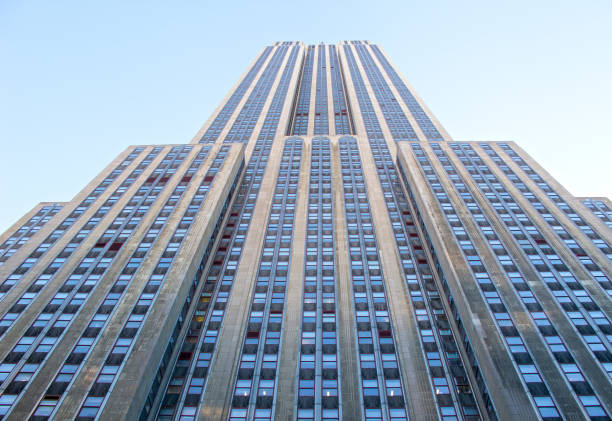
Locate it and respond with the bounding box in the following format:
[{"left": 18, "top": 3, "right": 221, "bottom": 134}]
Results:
[{"left": 191, "top": 47, "right": 274, "bottom": 144}]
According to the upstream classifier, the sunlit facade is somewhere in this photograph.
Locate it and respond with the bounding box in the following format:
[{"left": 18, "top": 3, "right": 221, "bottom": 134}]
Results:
[{"left": 0, "top": 41, "right": 611, "bottom": 421}]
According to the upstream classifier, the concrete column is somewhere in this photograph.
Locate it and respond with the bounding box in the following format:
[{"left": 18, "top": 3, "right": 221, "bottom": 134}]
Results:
[
  {"left": 102, "top": 145, "right": 245, "bottom": 421},
  {"left": 274, "top": 137, "right": 310, "bottom": 419},
  {"left": 397, "top": 142, "right": 538, "bottom": 420},
  {"left": 339, "top": 44, "right": 438, "bottom": 420},
  {"left": 330, "top": 136, "right": 361, "bottom": 421},
  {"left": 6, "top": 144, "right": 211, "bottom": 417},
  {"left": 242, "top": 43, "right": 303, "bottom": 162},
  {"left": 0, "top": 146, "right": 162, "bottom": 352},
  {"left": 344, "top": 44, "right": 399, "bottom": 159},
  {"left": 491, "top": 142, "right": 612, "bottom": 278},
  {"left": 213, "top": 44, "right": 285, "bottom": 147},
  {"left": 307, "top": 46, "right": 319, "bottom": 137},
  {"left": 198, "top": 137, "right": 288, "bottom": 420},
  {"left": 504, "top": 143, "right": 612, "bottom": 246},
  {"left": 363, "top": 43, "right": 429, "bottom": 145},
  {"left": 578, "top": 197, "right": 612, "bottom": 231},
  {"left": 393, "top": 153, "right": 490, "bottom": 419},
  {"left": 325, "top": 46, "right": 336, "bottom": 137},
  {"left": 372, "top": 45, "right": 453, "bottom": 141},
  {"left": 422, "top": 143, "right": 584, "bottom": 419},
  {"left": 479, "top": 143, "right": 612, "bottom": 321},
  {"left": 0, "top": 202, "right": 63, "bottom": 248},
  {"left": 144, "top": 152, "right": 247, "bottom": 421},
  {"left": 189, "top": 46, "right": 278, "bottom": 145},
  {"left": 43, "top": 144, "right": 226, "bottom": 419},
  {"left": 0, "top": 145, "right": 147, "bottom": 283},
  {"left": 443, "top": 142, "right": 612, "bottom": 414}
]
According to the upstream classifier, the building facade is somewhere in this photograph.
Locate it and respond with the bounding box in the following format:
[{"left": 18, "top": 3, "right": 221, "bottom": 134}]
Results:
[{"left": 0, "top": 41, "right": 611, "bottom": 421}]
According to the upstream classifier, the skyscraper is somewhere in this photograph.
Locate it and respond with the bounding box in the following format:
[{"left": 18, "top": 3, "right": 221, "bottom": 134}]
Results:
[{"left": 0, "top": 40, "right": 611, "bottom": 421}]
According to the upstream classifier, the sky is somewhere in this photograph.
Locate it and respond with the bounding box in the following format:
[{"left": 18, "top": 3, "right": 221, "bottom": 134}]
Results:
[{"left": 1, "top": 0, "right": 611, "bottom": 234}]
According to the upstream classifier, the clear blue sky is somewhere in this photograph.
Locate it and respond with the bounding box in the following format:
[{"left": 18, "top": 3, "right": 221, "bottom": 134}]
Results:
[{"left": 1, "top": 0, "right": 611, "bottom": 233}]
